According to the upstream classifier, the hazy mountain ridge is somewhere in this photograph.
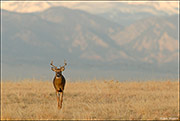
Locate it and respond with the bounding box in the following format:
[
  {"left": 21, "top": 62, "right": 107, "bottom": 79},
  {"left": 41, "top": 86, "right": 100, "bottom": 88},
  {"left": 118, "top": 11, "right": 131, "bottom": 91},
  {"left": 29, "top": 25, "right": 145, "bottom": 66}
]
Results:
[
  {"left": 2, "top": 7, "right": 178, "bottom": 65},
  {"left": 2, "top": 2, "right": 178, "bottom": 26},
  {"left": 1, "top": 6, "right": 178, "bottom": 80},
  {"left": 112, "top": 15, "right": 178, "bottom": 64},
  {"left": 2, "top": 7, "right": 122, "bottom": 66}
]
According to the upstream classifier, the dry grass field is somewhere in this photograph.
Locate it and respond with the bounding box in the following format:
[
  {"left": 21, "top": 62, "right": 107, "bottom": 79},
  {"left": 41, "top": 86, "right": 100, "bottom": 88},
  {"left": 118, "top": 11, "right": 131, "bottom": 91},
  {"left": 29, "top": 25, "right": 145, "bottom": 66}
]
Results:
[{"left": 1, "top": 80, "right": 179, "bottom": 120}]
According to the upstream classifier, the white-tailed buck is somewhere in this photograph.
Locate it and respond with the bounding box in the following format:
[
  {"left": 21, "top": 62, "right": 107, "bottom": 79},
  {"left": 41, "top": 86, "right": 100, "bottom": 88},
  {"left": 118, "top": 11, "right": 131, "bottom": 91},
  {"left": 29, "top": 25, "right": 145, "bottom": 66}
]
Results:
[{"left": 50, "top": 60, "right": 67, "bottom": 109}]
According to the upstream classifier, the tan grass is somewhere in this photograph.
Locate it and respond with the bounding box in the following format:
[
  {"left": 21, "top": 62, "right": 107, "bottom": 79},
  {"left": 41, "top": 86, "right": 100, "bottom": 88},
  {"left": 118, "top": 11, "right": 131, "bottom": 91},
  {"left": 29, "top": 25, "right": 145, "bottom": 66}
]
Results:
[{"left": 1, "top": 80, "right": 179, "bottom": 120}]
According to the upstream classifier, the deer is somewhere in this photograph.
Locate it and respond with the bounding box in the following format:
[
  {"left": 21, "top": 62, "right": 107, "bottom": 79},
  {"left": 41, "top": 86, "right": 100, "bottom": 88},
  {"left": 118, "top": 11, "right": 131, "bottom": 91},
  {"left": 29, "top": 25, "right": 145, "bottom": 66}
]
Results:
[{"left": 50, "top": 60, "right": 67, "bottom": 109}]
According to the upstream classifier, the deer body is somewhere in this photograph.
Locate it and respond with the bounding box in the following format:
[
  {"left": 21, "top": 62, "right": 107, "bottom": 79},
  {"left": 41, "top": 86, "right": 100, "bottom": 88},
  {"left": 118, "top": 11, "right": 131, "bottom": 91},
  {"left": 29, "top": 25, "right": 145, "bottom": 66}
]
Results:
[
  {"left": 50, "top": 60, "right": 67, "bottom": 109},
  {"left": 53, "top": 74, "right": 66, "bottom": 92}
]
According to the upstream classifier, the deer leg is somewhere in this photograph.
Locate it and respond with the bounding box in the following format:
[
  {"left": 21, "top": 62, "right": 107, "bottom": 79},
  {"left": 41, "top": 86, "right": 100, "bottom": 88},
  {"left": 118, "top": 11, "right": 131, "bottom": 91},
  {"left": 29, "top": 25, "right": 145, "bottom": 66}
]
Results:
[
  {"left": 59, "top": 91, "right": 63, "bottom": 109},
  {"left": 56, "top": 91, "right": 60, "bottom": 109}
]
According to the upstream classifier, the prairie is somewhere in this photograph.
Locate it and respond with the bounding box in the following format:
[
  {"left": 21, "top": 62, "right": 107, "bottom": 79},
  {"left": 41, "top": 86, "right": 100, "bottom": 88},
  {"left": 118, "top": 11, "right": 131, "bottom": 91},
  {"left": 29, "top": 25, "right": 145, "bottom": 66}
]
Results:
[{"left": 1, "top": 80, "right": 179, "bottom": 120}]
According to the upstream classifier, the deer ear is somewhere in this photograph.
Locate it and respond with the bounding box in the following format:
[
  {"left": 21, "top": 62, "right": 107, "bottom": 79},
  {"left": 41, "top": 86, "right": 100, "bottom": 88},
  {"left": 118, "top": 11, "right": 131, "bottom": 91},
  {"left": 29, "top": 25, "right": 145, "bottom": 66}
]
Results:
[{"left": 51, "top": 67, "right": 56, "bottom": 71}]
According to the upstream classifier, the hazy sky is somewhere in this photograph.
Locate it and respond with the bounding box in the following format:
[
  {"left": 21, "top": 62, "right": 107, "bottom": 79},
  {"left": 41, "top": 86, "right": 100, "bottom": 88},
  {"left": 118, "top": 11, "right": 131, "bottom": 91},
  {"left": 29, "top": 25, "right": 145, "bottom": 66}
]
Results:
[{"left": 1, "top": 1, "right": 179, "bottom": 15}]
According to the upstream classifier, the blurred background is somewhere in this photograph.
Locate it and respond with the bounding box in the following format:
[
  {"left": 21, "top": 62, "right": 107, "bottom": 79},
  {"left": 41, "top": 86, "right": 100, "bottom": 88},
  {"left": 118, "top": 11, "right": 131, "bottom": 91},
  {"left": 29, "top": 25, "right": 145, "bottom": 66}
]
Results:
[{"left": 1, "top": 2, "right": 179, "bottom": 81}]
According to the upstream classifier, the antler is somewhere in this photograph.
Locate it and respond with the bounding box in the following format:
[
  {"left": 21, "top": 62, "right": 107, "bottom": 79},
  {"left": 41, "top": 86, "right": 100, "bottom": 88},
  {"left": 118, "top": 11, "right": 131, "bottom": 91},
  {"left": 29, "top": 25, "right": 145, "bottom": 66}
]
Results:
[
  {"left": 50, "top": 60, "right": 57, "bottom": 69},
  {"left": 62, "top": 59, "right": 67, "bottom": 67}
]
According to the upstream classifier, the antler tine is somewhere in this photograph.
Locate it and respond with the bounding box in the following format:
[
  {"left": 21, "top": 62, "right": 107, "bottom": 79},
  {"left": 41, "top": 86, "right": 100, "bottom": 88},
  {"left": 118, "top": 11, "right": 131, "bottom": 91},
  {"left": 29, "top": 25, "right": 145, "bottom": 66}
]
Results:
[
  {"left": 61, "top": 59, "right": 67, "bottom": 68},
  {"left": 64, "top": 59, "right": 67, "bottom": 66},
  {"left": 50, "top": 60, "right": 57, "bottom": 69}
]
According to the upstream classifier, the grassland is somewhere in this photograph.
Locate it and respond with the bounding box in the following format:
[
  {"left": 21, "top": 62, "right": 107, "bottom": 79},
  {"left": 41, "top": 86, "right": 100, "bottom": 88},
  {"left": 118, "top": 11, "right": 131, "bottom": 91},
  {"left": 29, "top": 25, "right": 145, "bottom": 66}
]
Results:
[{"left": 1, "top": 80, "right": 179, "bottom": 120}]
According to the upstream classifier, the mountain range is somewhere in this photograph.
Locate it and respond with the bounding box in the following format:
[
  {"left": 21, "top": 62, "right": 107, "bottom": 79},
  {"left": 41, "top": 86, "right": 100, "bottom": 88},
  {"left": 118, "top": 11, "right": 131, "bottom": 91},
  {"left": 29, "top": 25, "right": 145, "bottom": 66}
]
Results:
[{"left": 1, "top": 6, "right": 179, "bottom": 81}]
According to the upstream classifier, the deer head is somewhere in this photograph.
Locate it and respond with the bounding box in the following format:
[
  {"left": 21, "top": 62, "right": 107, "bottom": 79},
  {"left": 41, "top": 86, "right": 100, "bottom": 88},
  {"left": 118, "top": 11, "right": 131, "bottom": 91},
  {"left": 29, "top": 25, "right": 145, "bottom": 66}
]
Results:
[{"left": 50, "top": 60, "right": 67, "bottom": 77}]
